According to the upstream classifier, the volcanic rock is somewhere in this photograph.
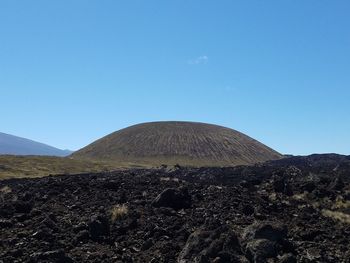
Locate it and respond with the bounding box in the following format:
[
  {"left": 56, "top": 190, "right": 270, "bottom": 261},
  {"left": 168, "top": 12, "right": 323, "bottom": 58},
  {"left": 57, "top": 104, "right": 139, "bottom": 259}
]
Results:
[
  {"left": 177, "top": 223, "right": 242, "bottom": 263},
  {"left": 29, "top": 249, "right": 73, "bottom": 263},
  {"left": 152, "top": 187, "right": 191, "bottom": 210},
  {"left": 0, "top": 154, "right": 349, "bottom": 262},
  {"left": 245, "top": 239, "right": 277, "bottom": 262},
  {"left": 88, "top": 213, "right": 110, "bottom": 241},
  {"left": 278, "top": 253, "right": 297, "bottom": 263},
  {"left": 242, "top": 222, "right": 287, "bottom": 243}
]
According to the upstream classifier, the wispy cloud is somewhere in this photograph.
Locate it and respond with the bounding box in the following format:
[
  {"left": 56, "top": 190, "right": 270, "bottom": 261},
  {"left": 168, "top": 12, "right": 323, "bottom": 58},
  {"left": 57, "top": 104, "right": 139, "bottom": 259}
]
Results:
[{"left": 187, "top": 55, "right": 208, "bottom": 65}]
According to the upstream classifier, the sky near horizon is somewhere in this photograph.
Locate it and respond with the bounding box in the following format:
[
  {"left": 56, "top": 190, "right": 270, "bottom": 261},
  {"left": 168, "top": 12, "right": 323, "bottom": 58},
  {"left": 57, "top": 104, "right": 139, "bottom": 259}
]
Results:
[{"left": 0, "top": 1, "right": 349, "bottom": 155}]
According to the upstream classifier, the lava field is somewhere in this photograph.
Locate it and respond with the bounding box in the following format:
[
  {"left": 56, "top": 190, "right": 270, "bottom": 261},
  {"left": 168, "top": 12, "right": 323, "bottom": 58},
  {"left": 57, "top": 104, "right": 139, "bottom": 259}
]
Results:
[{"left": 1, "top": 154, "right": 350, "bottom": 263}]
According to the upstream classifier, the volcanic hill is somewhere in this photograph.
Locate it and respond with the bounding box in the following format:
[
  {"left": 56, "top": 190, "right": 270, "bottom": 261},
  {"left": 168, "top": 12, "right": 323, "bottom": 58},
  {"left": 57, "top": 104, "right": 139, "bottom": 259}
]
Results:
[{"left": 72, "top": 121, "right": 282, "bottom": 166}]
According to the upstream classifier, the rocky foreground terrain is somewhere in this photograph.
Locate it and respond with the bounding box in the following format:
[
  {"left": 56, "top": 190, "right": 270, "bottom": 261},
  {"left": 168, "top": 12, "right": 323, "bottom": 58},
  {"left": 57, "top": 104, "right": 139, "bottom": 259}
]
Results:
[{"left": 1, "top": 154, "right": 350, "bottom": 263}]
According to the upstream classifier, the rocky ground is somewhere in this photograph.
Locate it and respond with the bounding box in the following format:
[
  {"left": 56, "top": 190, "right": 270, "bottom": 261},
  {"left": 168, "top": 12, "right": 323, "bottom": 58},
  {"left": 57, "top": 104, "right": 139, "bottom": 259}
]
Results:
[{"left": 0, "top": 154, "right": 350, "bottom": 263}]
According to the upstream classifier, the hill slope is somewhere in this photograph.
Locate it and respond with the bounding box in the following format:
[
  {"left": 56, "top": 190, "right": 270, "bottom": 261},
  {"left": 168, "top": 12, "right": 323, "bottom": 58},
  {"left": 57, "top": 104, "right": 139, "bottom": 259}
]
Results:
[
  {"left": 0, "top": 132, "right": 72, "bottom": 157},
  {"left": 72, "top": 121, "right": 282, "bottom": 166}
]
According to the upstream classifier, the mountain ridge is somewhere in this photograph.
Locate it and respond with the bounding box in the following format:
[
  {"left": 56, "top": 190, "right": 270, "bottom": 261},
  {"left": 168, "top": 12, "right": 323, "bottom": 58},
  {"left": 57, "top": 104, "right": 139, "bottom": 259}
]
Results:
[{"left": 0, "top": 132, "right": 72, "bottom": 157}]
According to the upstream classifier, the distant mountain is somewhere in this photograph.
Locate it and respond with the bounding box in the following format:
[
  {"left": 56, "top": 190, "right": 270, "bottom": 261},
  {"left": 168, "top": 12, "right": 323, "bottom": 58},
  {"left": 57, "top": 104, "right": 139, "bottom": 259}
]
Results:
[
  {"left": 0, "top": 132, "right": 73, "bottom": 157},
  {"left": 72, "top": 121, "right": 282, "bottom": 166}
]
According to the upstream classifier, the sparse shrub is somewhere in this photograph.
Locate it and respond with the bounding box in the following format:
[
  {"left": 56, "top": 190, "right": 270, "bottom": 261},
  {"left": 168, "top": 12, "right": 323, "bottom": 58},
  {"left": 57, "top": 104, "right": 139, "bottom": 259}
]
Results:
[{"left": 110, "top": 204, "right": 128, "bottom": 222}]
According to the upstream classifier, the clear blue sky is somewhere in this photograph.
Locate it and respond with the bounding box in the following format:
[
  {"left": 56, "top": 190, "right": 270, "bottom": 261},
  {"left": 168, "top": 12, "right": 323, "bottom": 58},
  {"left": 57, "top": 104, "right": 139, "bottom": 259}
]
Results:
[{"left": 1, "top": 0, "right": 349, "bottom": 155}]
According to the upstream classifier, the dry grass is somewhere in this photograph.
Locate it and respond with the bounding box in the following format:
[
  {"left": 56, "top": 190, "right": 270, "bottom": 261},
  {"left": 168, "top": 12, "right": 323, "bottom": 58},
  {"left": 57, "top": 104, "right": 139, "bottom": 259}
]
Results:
[
  {"left": 291, "top": 192, "right": 350, "bottom": 224},
  {"left": 110, "top": 204, "right": 128, "bottom": 222},
  {"left": 0, "top": 155, "right": 151, "bottom": 180},
  {"left": 322, "top": 209, "right": 350, "bottom": 224},
  {"left": 332, "top": 196, "right": 350, "bottom": 210},
  {"left": 292, "top": 192, "right": 308, "bottom": 201}
]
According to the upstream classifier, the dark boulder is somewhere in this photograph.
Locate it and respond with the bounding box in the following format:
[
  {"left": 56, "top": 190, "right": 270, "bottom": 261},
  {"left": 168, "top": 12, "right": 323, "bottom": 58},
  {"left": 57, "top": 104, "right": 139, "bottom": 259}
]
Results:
[
  {"left": 242, "top": 222, "right": 289, "bottom": 263},
  {"left": 242, "top": 222, "right": 287, "bottom": 243},
  {"left": 141, "top": 239, "right": 154, "bottom": 251},
  {"left": 152, "top": 187, "right": 191, "bottom": 210},
  {"left": 13, "top": 200, "right": 33, "bottom": 214},
  {"left": 278, "top": 253, "right": 297, "bottom": 263},
  {"left": 177, "top": 224, "right": 242, "bottom": 263},
  {"left": 245, "top": 239, "right": 276, "bottom": 263},
  {"left": 88, "top": 213, "right": 110, "bottom": 241}
]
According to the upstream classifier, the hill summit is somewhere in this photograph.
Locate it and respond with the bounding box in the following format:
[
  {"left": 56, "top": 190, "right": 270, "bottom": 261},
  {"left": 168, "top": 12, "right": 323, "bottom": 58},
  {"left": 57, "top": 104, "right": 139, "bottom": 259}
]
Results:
[{"left": 72, "top": 121, "right": 282, "bottom": 166}]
